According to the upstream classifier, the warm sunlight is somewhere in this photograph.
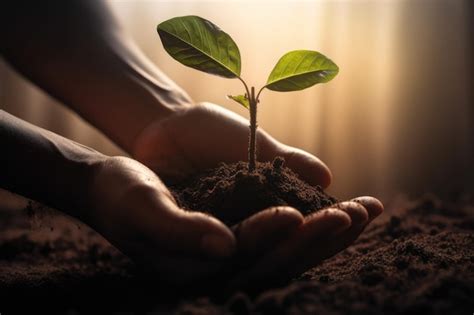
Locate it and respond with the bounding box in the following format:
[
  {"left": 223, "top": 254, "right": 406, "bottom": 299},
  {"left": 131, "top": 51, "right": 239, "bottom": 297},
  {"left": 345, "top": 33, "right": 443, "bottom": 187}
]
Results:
[
  {"left": 1, "top": 1, "right": 473, "bottom": 313},
  {"left": 1, "top": 0, "right": 472, "bottom": 199}
]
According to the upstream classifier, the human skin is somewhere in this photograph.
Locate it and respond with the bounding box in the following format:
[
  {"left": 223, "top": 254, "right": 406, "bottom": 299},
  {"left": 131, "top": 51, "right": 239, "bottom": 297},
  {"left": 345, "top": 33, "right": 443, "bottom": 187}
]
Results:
[{"left": 0, "top": 0, "right": 383, "bottom": 287}]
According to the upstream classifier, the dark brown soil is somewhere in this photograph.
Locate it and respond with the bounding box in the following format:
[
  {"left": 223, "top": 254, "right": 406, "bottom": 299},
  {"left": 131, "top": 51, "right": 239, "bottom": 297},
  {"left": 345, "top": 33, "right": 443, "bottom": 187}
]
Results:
[
  {"left": 0, "top": 193, "right": 472, "bottom": 314},
  {"left": 169, "top": 157, "right": 337, "bottom": 226}
]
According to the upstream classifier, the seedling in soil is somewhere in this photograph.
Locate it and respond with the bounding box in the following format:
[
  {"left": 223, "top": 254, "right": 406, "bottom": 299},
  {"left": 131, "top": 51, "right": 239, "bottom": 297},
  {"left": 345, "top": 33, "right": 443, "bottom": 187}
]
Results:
[{"left": 157, "top": 16, "right": 338, "bottom": 171}]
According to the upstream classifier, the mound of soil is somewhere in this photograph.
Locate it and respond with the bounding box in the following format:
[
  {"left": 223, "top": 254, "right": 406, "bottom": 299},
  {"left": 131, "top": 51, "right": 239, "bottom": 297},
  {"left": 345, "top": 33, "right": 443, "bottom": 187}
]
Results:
[
  {"left": 170, "top": 157, "right": 337, "bottom": 226},
  {"left": 0, "top": 193, "right": 473, "bottom": 314}
]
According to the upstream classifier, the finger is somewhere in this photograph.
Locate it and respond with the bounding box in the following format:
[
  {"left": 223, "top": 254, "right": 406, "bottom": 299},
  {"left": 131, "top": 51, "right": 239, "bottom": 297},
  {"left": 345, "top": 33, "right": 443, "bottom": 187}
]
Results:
[
  {"left": 316, "top": 198, "right": 382, "bottom": 254},
  {"left": 302, "top": 201, "right": 369, "bottom": 262},
  {"left": 164, "top": 207, "right": 237, "bottom": 258},
  {"left": 256, "top": 133, "right": 331, "bottom": 188},
  {"left": 134, "top": 188, "right": 237, "bottom": 259},
  {"left": 351, "top": 196, "right": 384, "bottom": 221},
  {"left": 228, "top": 208, "right": 351, "bottom": 289},
  {"left": 335, "top": 201, "right": 369, "bottom": 226},
  {"left": 287, "top": 199, "right": 383, "bottom": 278},
  {"left": 233, "top": 206, "right": 304, "bottom": 258},
  {"left": 279, "top": 146, "right": 332, "bottom": 188}
]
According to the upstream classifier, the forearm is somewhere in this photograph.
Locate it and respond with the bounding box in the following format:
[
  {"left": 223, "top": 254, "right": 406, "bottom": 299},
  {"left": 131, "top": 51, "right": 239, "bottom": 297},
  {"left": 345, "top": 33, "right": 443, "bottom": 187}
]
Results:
[
  {"left": 0, "top": 110, "right": 106, "bottom": 218},
  {"left": 0, "top": 0, "right": 192, "bottom": 153}
]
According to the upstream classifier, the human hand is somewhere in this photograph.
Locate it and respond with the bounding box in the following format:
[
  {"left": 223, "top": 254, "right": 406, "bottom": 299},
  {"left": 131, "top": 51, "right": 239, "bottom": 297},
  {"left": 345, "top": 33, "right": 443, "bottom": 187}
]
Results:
[
  {"left": 131, "top": 102, "right": 384, "bottom": 287},
  {"left": 84, "top": 156, "right": 236, "bottom": 286}
]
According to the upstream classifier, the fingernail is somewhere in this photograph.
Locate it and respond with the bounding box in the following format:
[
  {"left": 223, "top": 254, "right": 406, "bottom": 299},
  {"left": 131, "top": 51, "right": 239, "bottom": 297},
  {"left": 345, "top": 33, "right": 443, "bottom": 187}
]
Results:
[
  {"left": 201, "top": 234, "right": 235, "bottom": 258},
  {"left": 351, "top": 197, "right": 384, "bottom": 219}
]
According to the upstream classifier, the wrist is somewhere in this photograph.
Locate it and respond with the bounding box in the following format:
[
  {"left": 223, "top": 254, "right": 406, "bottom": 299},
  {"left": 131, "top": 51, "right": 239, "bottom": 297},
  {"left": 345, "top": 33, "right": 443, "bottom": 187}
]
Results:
[
  {"left": 0, "top": 111, "right": 109, "bottom": 219},
  {"left": 108, "top": 77, "right": 194, "bottom": 154},
  {"left": 125, "top": 64, "right": 196, "bottom": 142}
]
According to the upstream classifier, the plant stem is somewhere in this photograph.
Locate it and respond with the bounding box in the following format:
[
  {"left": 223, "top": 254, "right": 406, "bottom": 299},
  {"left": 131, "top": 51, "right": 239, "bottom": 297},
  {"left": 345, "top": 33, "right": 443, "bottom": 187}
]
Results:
[
  {"left": 256, "top": 86, "right": 265, "bottom": 102},
  {"left": 238, "top": 77, "right": 251, "bottom": 100},
  {"left": 248, "top": 86, "right": 257, "bottom": 172}
]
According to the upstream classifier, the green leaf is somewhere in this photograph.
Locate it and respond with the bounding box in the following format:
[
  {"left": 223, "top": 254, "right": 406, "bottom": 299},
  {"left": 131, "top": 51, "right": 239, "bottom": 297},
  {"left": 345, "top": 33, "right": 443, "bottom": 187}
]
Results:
[
  {"left": 266, "top": 50, "right": 338, "bottom": 92},
  {"left": 157, "top": 16, "right": 241, "bottom": 78},
  {"left": 227, "top": 94, "right": 249, "bottom": 109}
]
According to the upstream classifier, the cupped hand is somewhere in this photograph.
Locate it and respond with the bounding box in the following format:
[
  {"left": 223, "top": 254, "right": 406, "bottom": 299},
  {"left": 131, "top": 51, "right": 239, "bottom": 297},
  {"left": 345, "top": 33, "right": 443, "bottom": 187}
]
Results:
[
  {"left": 228, "top": 198, "right": 383, "bottom": 290},
  {"left": 132, "top": 102, "right": 332, "bottom": 187},
  {"left": 85, "top": 156, "right": 236, "bottom": 286},
  {"left": 129, "top": 102, "right": 383, "bottom": 287}
]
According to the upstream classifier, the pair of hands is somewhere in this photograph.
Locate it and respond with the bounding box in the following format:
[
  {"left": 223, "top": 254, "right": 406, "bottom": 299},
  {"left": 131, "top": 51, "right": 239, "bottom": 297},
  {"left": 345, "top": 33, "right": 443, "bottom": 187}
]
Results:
[{"left": 85, "top": 102, "right": 383, "bottom": 289}]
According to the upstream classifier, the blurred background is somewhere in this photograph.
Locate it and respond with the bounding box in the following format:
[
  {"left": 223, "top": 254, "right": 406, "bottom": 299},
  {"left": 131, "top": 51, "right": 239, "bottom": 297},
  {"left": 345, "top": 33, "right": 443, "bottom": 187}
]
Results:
[{"left": 1, "top": 0, "right": 472, "bottom": 202}]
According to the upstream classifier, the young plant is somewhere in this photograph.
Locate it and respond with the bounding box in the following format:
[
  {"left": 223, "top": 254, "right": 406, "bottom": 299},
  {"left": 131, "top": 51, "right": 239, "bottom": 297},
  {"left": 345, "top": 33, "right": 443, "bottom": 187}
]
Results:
[{"left": 157, "top": 16, "right": 338, "bottom": 172}]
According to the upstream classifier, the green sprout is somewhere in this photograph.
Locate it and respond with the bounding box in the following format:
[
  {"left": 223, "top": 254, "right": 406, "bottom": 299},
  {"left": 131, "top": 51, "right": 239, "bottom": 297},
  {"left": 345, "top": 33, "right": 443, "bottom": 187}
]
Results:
[{"left": 157, "top": 15, "right": 338, "bottom": 172}]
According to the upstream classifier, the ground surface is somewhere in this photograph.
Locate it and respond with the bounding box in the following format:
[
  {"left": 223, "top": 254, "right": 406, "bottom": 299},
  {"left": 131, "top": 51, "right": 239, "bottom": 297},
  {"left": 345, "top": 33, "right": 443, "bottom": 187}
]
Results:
[{"left": 0, "top": 193, "right": 473, "bottom": 314}]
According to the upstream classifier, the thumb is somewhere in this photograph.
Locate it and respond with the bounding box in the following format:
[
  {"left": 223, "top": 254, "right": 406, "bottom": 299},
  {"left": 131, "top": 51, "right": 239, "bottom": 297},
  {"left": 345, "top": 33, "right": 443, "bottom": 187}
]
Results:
[
  {"left": 280, "top": 146, "right": 332, "bottom": 188},
  {"left": 151, "top": 197, "right": 236, "bottom": 258}
]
